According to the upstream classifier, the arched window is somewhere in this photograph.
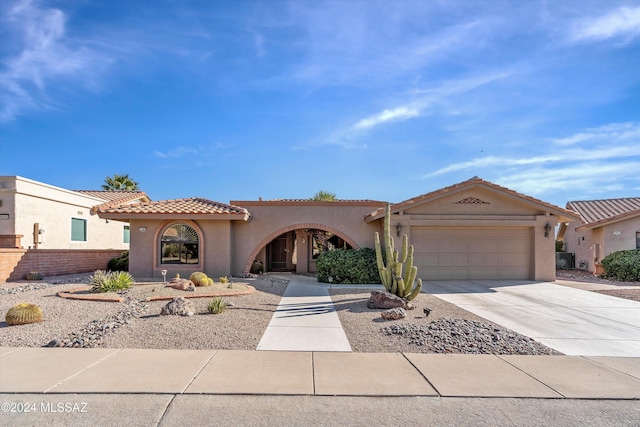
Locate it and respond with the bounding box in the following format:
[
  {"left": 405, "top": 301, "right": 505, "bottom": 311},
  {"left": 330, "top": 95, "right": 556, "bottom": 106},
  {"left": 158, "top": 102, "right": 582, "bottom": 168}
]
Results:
[{"left": 160, "top": 224, "right": 199, "bottom": 264}]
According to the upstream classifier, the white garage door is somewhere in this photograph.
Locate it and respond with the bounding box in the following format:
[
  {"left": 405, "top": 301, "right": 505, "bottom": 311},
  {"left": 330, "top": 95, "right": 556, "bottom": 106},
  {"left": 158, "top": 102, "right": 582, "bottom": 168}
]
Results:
[{"left": 412, "top": 228, "right": 532, "bottom": 280}]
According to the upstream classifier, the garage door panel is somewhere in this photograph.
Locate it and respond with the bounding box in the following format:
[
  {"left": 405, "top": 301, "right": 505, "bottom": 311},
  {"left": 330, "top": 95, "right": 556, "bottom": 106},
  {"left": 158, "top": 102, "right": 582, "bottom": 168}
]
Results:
[{"left": 413, "top": 227, "right": 531, "bottom": 280}]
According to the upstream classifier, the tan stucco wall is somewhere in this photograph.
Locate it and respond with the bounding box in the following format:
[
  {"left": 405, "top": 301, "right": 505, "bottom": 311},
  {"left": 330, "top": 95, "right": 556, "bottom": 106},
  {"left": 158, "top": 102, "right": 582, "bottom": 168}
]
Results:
[
  {"left": 128, "top": 219, "right": 235, "bottom": 280},
  {"left": 0, "top": 176, "right": 129, "bottom": 250},
  {"left": 563, "top": 216, "right": 640, "bottom": 272}
]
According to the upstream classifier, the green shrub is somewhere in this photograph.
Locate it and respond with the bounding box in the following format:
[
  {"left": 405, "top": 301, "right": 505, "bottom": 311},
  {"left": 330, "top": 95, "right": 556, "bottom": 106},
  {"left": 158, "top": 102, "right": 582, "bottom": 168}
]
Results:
[
  {"left": 316, "top": 248, "right": 381, "bottom": 284},
  {"left": 555, "top": 240, "right": 564, "bottom": 252},
  {"left": 90, "top": 270, "right": 135, "bottom": 292},
  {"left": 108, "top": 251, "right": 129, "bottom": 271},
  {"left": 601, "top": 249, "right": 640, "bottom": 282},
  {"left": 207, "top": 297, "right": 227, "bottom": 314}
]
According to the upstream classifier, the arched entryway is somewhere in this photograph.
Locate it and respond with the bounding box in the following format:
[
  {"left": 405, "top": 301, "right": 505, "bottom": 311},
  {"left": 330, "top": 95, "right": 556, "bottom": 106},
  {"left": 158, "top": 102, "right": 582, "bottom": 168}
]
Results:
[{"left": 243, "top": 223, "right": 359, "bottom": 275}]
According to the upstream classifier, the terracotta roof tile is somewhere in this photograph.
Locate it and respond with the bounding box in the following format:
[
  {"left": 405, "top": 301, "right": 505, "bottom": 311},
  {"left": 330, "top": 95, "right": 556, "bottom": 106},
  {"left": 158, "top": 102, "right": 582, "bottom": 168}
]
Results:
[
  {"left": 97, "top": 197, "right": 249, "bottom": 216},
  {"left": 74, "top": 190, "right": 151, "bottom": 213},
  {"left": 567, "top": 198, "right": 640, "bottom": 228}
]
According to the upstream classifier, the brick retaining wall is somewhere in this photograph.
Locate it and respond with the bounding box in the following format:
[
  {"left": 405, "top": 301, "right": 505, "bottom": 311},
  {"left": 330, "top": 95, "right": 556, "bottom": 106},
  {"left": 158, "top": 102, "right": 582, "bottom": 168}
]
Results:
[{"left": 0, "top": 249, "right": 125, "bottom": 283}]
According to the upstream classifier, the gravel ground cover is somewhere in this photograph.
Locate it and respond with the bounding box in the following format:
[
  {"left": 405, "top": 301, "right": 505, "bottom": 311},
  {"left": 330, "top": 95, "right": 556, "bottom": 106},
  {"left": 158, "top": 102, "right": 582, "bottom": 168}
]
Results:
[
  {"left": 330, "top": 290, "right": 560, "bottom": 355},
  {"left": 3, "top": 270, "right": 636, "bottom": 353},
  {"left": 557, "top": 269, "right": 640, "bottom": 302}
]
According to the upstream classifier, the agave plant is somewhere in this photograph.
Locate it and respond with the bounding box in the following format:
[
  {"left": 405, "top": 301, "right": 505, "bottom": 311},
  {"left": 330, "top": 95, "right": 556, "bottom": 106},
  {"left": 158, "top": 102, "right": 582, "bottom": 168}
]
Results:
[
  {"left": 206, "top": 297, "right": 227, "bottom": 314},
  {"left": 90, "top": 270, "right": 134, "bottom": 293}
]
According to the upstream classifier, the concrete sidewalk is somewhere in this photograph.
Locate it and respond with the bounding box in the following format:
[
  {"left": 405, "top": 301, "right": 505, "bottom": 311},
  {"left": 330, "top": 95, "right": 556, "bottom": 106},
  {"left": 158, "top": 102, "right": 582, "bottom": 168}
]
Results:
[
  {"left": 256, "top": 275, "right": 352, "bottom": 352},
  {"left": 1, "top": 347, "right": 639, "bottom": 398},
  {"left": 2, "top": 348, "right": 639, "bottom": 426}
]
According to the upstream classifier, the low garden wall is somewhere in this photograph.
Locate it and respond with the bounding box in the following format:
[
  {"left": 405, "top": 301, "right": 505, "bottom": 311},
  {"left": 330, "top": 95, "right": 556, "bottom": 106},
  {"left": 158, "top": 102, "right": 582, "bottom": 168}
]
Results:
[{"left": 0, "top": 249, "right": 124, "bottom": 283}]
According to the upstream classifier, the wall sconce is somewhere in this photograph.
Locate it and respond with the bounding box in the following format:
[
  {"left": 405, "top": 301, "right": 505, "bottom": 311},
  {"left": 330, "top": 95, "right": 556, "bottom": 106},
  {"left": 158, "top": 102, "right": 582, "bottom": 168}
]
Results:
[
  {"left": 139, "top": 226, "right": 147, "bottom": 232},
  {"left": 544, "top": 223, "right": 552, "bottom": 238},
  {"left": 105, "top": 219, "right": 109, "bottom": 224},
  {"left": 396, "top": 223, "right": 403, "bottom": 236}
]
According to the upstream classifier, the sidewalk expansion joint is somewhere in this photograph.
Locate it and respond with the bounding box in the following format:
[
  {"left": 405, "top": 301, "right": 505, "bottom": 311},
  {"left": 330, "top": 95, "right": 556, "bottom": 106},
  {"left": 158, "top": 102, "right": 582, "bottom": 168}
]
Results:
[{"left": 43, "top": 349, "right": 123, "bottom": 394}]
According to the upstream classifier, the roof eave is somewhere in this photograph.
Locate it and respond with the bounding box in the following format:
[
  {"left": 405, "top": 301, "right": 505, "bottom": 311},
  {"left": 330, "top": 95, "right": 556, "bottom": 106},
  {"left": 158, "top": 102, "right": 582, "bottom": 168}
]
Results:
[{"left": 97, "top": 212, "right": 251, "bottom": 221}]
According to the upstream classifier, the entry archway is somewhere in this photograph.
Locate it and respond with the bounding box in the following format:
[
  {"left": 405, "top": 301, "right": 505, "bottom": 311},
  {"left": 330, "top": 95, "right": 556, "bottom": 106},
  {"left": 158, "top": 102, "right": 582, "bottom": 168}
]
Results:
[{"left": 242, "top": 223, "right": 360, "bottom": 275}]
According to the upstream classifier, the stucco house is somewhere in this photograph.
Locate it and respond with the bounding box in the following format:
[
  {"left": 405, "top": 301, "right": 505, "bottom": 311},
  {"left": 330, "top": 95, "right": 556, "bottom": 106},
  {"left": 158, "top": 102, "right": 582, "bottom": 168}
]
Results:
[
  {"left": 0, "top": 176, "right": 149, "bottom": 282},
  {"left": 97, "top": 177, "right": 578, "bottom": 282},
  {"left": 557, "top": 198, "right": 640, "bottom": 273}
]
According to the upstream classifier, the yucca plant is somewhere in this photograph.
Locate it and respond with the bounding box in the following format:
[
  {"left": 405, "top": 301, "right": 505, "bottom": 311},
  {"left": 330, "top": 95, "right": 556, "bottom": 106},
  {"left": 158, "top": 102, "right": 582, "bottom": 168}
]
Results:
[{"left": 207, "top": 297, "right": 227, "bottom": 314}]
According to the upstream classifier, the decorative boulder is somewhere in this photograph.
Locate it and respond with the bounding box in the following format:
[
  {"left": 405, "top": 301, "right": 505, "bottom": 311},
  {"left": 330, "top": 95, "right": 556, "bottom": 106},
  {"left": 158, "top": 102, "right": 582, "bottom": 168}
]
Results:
[
  {"left": 166, "top": 278, "right": 195, "bottom": 291},
  {"left": 367, "top": 291, "right": 414, "bottom": 310},
  {"left": 160, "top": 297, "right": 195, "bottom": 316},
  {"left": 381, "top": 308, "right": 406, "bottom": 320}
]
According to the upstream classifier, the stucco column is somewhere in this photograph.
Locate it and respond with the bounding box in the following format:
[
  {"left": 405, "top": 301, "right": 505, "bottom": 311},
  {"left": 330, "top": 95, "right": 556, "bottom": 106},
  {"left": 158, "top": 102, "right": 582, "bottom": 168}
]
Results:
[{"left": 296, "top": 230, "right": 311, "bottom": 274}]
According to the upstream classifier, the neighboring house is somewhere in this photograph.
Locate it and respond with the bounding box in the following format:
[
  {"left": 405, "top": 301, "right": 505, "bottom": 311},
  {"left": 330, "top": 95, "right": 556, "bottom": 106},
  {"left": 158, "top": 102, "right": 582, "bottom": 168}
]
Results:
[
  {"left": 97, "top": 177, "right": 578, "bottom": 282},
  {"left": 0, "top": 176, "right": 150, "bottom": 282},
  {"left": 557, "top": 198, "right": 640, "bottom": 273}
]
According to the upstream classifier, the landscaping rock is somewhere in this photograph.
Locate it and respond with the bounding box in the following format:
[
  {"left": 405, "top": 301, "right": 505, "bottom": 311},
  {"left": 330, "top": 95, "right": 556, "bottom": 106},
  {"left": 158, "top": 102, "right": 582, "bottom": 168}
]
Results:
[
  {"left": 160, "top": 297, "right": 195, "bottom": 316},
  {"left": 381, "top": 307, "right": 406, "bottom": 320},
  {"left": 367, "top": 291, "right": 414, "bottom": 310},
  {"left": 165, "top": 278, "right": 195, "bottom": 291}
]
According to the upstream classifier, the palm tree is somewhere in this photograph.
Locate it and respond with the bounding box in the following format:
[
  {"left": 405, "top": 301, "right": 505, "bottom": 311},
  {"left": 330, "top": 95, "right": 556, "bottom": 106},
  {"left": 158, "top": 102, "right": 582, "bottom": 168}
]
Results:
[
  {"left": 311, "top": 190, "right": 337, "bottom": 201},
  {"left": 102, "top": 174, "right": 140, "bottom": 191}
]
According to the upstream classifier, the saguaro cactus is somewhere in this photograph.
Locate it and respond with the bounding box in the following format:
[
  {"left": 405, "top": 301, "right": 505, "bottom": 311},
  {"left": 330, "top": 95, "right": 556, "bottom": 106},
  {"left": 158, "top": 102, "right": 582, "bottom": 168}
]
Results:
[{"left": 374, "top": 203, "right": 422, "bottom": 301}]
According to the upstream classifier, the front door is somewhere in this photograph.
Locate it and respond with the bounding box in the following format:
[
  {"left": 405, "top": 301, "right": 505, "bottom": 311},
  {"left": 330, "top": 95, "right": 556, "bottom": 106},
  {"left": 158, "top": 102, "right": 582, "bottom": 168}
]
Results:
[{"left": 267, "top": 235, "right": 288, "bottom": 271}]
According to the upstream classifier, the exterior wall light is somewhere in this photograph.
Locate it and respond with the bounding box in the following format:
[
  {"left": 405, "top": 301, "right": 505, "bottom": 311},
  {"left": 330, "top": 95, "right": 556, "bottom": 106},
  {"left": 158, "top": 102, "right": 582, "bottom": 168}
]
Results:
[
  {"left": 544, "top": 223, "right": 552, "bottom": 238},
  {"left": 396, "top": 223, "right": 403, "bottom": 236}
]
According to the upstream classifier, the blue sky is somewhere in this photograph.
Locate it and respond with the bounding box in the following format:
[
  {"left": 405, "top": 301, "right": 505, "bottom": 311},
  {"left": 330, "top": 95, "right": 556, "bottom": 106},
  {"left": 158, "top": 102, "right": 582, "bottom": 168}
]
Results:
[{"left": 1, "top": 0, "right": 639, "bottom": 208}]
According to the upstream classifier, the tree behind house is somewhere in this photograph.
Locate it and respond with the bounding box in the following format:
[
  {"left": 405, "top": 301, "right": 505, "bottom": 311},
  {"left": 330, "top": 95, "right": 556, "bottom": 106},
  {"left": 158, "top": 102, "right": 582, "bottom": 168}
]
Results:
[
  {"left": 311, "top": 190, "right": 337, "bottom": 201},
  {"left": 102, "top": 174, "right": 140, "bottom": 191}
]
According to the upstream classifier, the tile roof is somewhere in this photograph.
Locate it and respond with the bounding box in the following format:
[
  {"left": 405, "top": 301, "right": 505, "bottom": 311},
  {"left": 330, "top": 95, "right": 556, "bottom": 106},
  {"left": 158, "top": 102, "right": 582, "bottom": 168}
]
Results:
[
  {"left": 97, "top": 197, "right": 250, "bottom": 218},
  {"left": 364, "top": 176, "right": 579, "bottom": 222},
  {"left": 75, "top": 190, "right": 148, "bottom": 203},
  {"left": 566, "top": 198, "right": 640, "bottom": 229},
  {"left": 74, "top": 190, "right": 151, "bottom": 213}
]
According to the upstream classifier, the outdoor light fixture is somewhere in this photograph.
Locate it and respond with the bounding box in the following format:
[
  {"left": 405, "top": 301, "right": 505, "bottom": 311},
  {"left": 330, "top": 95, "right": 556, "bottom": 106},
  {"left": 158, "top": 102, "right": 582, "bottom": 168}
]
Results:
[
  {"left": 396, "top": 223, "right": 403, "bottom": 236},
  {"left": 139, "top": 226, "right": 147, "bottom": 232},
  {"left": 544, "top": 223, "right": 552, "bottom": 238}
]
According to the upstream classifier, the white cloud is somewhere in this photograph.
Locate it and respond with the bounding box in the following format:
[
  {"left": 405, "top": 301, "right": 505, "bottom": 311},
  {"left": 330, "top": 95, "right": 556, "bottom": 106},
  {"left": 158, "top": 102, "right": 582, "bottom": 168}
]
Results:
[
  {"left": 0, "top": 0, "right": 114, "bottom": 121},
  {"left": 154, "top": 144, "right": 235, "bottom": 159},
  {"left": 570, "top": 6, "right": 640, "bottom": 43},
  {"left": 353, "top": 107, "right": 420, "bottom": 130},
  {"left": 551, "top": 122, "right": 640, "bottom": 146}
]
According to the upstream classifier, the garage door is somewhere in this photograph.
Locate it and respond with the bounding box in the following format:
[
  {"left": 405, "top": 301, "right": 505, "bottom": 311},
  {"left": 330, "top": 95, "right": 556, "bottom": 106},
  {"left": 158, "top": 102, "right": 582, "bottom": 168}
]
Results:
[{"left": 412, "top": 228, "right": 532, "bottom": 280}]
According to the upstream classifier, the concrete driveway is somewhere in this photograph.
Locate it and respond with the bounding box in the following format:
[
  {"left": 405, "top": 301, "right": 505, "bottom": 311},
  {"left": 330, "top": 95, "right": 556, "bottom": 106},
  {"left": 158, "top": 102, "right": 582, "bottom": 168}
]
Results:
[{"left": 423, "top": 280, "right": 640, "bottom": 357}]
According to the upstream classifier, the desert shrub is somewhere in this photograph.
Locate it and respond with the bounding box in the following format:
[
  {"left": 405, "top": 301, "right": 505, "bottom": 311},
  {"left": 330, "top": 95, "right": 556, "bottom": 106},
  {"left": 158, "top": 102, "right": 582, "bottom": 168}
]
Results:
[
  {"left": 555, "top": 240, "right": 564, "bottom": 252},
  {"left": 316, "top": 248, "right": 381, "bottom": 284},
  {"left": 5, "top": 303, "right": 43, "bottom": 326},
  {"left": 219, "top": 276, "right": 229, "bottom": 284},
  {"left": 207, "top": 297, "right": 227, "bottom": 314},
  {"left": 108, "top": 251, "right": 129, "bottom": 271},
  {"left": 90, "top": 270, "right": 135, "bottom": 292},
  {"left": 601, "top": 249, "right": 640, "bottom": 282},
  {"left": 190, "top": 272, "right": 211, "bottom": 287}
]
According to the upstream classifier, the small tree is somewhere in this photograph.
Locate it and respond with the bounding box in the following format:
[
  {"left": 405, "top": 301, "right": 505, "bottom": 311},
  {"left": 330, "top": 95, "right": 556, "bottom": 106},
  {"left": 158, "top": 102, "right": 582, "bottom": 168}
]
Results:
[
  {"left": 311, "top": 190, "right": 337, "bottom": 201},
  {"left": 102, "top": 174, "right": 139, "bottom": 191}
]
